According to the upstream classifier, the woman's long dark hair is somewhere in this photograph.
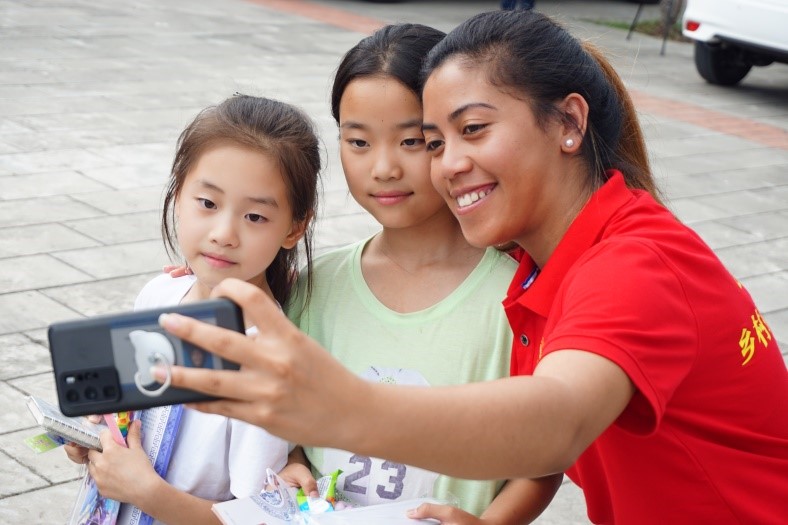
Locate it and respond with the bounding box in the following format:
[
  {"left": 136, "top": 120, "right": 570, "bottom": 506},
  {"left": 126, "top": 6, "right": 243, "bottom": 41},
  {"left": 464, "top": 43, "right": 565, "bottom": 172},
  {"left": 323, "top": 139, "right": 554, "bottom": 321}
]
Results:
[{"left": 422, "top": 10, "right": 662, "bottom": 203}]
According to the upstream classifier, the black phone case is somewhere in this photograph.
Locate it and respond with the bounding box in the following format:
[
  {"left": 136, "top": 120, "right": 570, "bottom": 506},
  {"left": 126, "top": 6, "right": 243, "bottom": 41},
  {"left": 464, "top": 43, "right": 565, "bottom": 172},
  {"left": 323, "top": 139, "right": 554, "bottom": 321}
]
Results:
[{"left": 48, "top": 298, "right": 243, "bottom": 416}]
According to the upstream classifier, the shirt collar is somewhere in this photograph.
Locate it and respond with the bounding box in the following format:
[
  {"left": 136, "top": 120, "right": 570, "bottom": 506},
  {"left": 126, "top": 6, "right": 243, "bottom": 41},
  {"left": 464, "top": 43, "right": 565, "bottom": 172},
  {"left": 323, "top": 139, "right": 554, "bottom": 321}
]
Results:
[{"left": 504, "top": 170, "right": 635, "bottom": 317}]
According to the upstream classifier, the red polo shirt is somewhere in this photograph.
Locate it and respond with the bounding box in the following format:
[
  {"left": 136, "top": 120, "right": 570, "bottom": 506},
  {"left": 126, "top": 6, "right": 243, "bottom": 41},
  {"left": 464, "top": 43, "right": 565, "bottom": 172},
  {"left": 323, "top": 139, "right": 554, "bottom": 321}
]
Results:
[{"left": 504, "top": 172, "right": 788, "bottom": 524}]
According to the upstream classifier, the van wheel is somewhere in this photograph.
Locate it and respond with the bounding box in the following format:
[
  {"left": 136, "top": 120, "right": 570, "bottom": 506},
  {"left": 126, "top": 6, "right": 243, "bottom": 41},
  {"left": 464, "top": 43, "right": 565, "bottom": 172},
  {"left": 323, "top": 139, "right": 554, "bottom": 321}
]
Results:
[{"left": 694, "top": 41, "right": 752, "bottom": 85}]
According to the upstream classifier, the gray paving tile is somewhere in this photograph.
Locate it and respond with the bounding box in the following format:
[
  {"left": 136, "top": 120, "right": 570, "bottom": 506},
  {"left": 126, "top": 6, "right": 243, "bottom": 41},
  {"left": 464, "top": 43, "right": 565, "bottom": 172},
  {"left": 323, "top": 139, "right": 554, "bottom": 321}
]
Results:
[
  {"left": 0, "top": 196, "right": 104, "bottom": 228},
  {"left": 0, "top": 429, "right": 81, "bottom": 484},
  {"left": 313, "top": 213, "right": 379, "bottom": 255},
  {"left": 716, "top": 238, "right": 788, "bottom": 280},
  {"left": 42, "top": 273, "right": 156, "bottom": 317},
  {"left": 110, "top": 107, "right": 205, "bottom": 131},
  {"left": 659, "top": 164, "right": 788, "bottom": 200},
  {"left": 665, "top": 197, "right": 732, "bottom": 224},
  {"left": 78, "top": 163, "right": 170, "bottom": 190},
  {"left": 85, "top": 142, "right": 173, "bottom": 167},
  {"left": 0, "top": 148, "right": 112, "bottom": 176},
  {"left": 0, "top": 223, "right": 100, "bottom": 258},
  {"left": 69, "top": 186, "right": 164, "bottom": 215},
  {"left": 0, "top": 333, "right": 52, "bottom": 380},
  {"left": 0, "top": 127, "right": 161, "bottom": 153},
  {"left": 0, "top": 94, "right": 128, "bottom": 118},
  {"left": 4, "top": 111, "right": 129, "bottom": 134},
  {"left": 7, "top": 372, "right": 59, "bottom": 402},
  {"left": 320, "top": 188, "right": 367, "bottom": 218},
  {"left": 64, "top": 211, "right": 161, "bottom": 244},
  {"left": 22, "top": 329, "right": 48, "bottom": 349},
  {"left": 52, "top": 240, "right": 167, "bottom": 280},
  {"left": 534, "top": 479, "right": 589, "bottom": 525},
  {"left": 657, "top": 148, "right": 788, "bottom": 176},
  {"left": 741, "top": 271, "right": 788, "bottom": 316},
  {"left": 0, "top": 255, "right": 93, "bottom": 294},
  {"left": 763, "top": 308, "right": 788, "bottom": 354},
  {"left": 0, "top": 382, "right": 37, "bottom": 434},
  {"left": 0, "top": 480, "right": 81, "bottom": 521},
  {"left": 0, "top": 448, "right": 49, "bottom": 498},
  {"left": 0, "top": 291, "right": 80, "bottom": 335},
  {"left": 717, "top": 211, "right": 788, "bottom": 242},
  {"left": 689, "top": 221, "right": 762, "bottom": 251},
  {"left": 0, "top": 141, "right": 21, "bottom": 155},
  {"left": 0, "top": 120, "right": 34, "bottom": 135},
  {"left": 694, "top": 186, "right": 788, "bottom": 217},
  {"left": 0, "top": 170, "right": 111, "bottom": 200},
  {"left": 648, "top": 135, "right": 772, "bottom": 159}
]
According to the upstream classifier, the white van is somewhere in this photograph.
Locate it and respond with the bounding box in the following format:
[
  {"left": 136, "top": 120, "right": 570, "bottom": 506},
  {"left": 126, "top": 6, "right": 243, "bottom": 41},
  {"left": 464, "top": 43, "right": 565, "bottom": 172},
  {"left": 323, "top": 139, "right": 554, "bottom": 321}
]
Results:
[{"left": 682, "top": 0, "right": 788, "bottom": 85}]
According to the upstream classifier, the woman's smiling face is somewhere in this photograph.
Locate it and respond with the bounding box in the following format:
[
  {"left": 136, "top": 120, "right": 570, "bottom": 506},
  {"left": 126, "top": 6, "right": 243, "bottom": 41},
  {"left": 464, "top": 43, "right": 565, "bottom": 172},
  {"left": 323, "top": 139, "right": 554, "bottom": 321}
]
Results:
[{"left": 422, "top": 58, "right": 567, "bottom": 250}]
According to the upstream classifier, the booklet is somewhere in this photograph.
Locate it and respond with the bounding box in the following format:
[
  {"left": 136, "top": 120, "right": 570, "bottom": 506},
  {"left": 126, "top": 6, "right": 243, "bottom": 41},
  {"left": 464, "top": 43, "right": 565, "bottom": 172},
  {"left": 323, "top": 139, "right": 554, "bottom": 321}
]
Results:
[
  {"left": 68, "top": 466, "right": 122, "bottom": 525},
  {"left": 117, "top": 405, "right": 183, "bottom": 525},
  {"left": 213, "top": 469, "right": 442, "bottom": 525},
  {"left": 214, "top": 497, "right": 443, "bottom": 525},
  {"left": 26, "top": 396, "right": 105, "bottom": 451},
  {"left": 304, "top": 499, "right": 443, "bottom": 524},
  {"left": 213, "top": 497, "right": 441, "bottom": 525}
]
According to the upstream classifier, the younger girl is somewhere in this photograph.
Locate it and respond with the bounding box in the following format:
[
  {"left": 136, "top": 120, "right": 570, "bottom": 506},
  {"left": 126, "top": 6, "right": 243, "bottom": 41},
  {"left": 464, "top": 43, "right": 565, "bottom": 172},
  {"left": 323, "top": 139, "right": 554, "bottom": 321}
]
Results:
[
  {"left": 283, "top": 24, "right": 559, "bottom": 523},
  {"left": 66, "top": 94, "right": 321, "bottom": 525}
]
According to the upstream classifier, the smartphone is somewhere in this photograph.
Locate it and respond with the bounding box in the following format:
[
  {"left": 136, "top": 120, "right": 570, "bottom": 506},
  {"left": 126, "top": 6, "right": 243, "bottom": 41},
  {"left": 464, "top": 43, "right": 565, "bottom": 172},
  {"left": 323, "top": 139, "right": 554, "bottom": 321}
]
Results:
[{"left": 48, "top": 298, "right": 243, "bottom": 417}]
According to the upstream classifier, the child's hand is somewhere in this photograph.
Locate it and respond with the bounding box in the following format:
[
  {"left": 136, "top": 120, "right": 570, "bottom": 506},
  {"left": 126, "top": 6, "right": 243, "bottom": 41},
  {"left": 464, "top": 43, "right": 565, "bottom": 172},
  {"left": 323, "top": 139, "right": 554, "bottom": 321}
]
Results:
[
  {"left": 64, "top": 442, "right": 90, "bottom": 465},
  {"left": 64, "top": 414, "right": 103, "bottom": 464},
  {"left": 407, "top": 503, "right": 487, "bottom": 525},
  {"left": 277, "top": 462, "right": 318, "bottom": 497},
  {"left": 87, "top": 420, "right": 160, "bottom": 505},
  {"left": 163, "top": 264, "right": 192, "bottom": 277}
]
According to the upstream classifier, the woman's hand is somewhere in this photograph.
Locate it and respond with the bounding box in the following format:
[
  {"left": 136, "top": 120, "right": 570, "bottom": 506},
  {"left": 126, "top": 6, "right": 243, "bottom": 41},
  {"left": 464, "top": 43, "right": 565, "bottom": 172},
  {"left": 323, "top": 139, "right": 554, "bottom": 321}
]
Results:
[
  {"left": 407, "top": 503, "right": 489, "bottom": 525},
  {"left": 86, "top": 420, "right": 161, "bottom": 505},
  {"left": 157, "top": 278, "right": 371, "bottom": 449}
]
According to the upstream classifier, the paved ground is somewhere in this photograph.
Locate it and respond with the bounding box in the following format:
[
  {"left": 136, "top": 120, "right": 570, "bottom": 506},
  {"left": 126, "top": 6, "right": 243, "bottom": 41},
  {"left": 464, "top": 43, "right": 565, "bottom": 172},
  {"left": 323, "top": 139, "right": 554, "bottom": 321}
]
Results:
[{"left": 1, "top": 0, "right": 786, "bottom": 523}]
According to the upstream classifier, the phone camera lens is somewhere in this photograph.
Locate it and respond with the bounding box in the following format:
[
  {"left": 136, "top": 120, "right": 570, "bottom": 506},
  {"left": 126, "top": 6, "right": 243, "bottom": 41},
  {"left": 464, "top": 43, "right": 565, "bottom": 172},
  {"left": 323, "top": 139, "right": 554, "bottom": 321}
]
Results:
[
  {"left": 66, "top": 389, "right": 79, "bottom": 402},
  {"left": 84, "top": 387, "right": 98, "bottom": 400}
]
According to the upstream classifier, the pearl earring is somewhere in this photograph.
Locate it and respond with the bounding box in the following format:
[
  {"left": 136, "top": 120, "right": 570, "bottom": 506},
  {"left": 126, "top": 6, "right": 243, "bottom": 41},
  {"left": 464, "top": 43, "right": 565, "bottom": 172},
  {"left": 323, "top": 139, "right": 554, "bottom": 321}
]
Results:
[{"left": 564, "top": 138, "right": 575, "bottom": 148}]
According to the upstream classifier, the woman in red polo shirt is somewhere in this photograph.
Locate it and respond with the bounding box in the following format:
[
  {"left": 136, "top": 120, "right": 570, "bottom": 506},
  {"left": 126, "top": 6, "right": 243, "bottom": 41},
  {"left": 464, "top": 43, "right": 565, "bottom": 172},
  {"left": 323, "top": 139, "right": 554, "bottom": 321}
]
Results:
[{"left": 161, "top": 10, "right": 787, "bottom": 524}]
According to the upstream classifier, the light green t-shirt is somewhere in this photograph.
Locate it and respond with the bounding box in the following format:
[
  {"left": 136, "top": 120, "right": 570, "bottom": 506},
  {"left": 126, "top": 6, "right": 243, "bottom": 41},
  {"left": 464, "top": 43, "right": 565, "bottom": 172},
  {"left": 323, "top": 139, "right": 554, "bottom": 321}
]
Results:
[{"left": 286, "top": 237, "right": 517, "bottom": 516}]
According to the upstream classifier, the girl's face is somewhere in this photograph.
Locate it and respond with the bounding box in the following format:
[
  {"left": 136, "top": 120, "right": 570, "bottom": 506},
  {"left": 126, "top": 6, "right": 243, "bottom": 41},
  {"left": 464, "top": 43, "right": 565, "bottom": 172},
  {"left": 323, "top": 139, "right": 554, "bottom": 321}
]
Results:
[
  {"left": 338, "top": 76, "right": 448, "bottom": 229},
  {"left": 422, "top": 59, "right": 567, "bottom": 249},
  {"left": 175, "top": 143, "right": 304, "bottom": 292}
]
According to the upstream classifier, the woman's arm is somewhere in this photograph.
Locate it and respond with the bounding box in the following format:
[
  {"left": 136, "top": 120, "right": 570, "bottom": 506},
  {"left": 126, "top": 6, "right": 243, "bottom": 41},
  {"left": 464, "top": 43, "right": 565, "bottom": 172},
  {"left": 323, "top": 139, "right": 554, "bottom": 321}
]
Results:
[
  {"left": 161, "top": 278, "right": 634, "bottom": 480},
  {"left": 87, "top": 421, "right": 220, "bottom": 525}
]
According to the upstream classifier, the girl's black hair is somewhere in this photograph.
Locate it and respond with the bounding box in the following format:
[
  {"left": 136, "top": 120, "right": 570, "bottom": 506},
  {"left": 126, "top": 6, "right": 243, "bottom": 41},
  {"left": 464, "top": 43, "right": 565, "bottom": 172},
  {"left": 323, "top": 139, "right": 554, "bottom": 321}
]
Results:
[
  {"left": 162, "top": 95, "right": 321, "bottom": 306},
  {"left": 331, "top": 23, "right": 446, "bottom": 123},
  {"left": 422, "top": 10, "right": 661, "bottom": 203}
]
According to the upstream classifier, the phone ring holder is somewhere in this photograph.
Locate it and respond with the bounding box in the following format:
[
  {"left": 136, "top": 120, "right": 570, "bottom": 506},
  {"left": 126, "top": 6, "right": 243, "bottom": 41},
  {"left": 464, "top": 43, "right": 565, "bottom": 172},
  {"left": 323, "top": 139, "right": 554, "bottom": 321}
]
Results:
[
  {"left": 134, "top": 352, "right": 173, "bottom": 397},
  {"left": 129, "top": 330, "right": 176, "bottom": 397}
]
